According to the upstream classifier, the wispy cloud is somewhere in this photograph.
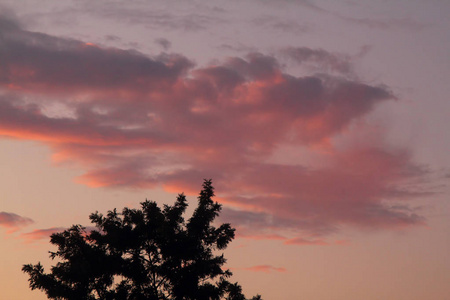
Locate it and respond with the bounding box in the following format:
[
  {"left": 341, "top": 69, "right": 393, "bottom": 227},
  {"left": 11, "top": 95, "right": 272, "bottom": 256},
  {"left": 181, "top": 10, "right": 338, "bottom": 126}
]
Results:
[
  {"left": 279, "top": 46, "right": 354, "bottom": 76},
  {"left": 0, "top": 212, "right": 34, "bottom": 233},
  {"left": 19, "top": 227, "right": 66, "bottom": 243},
  {"left": 155, "top": 38, "right": 172, "bottom": 51},
  {"left": 19, "top": 226, "right": 99, "bottom": 243},
  {"left": 0, "top": 15, "right": 432, "bottom": 242},
  {"left": 252, "top": 15, "right": 309, "bottom": 35},
  {"left": 72, "top": 1, "right": 225, "bottom": 32},
  {"left": 267, "top": 0, "right": 427, "bottom": 32},
  {"left": 284, "top": 237, "right": 328, "bottom": 246},
  {"left": 243, "top": 265, "right": 287, "bottom": 273},
  {"left": 338, "top": 15, "right": 427, "bottom": 32}
]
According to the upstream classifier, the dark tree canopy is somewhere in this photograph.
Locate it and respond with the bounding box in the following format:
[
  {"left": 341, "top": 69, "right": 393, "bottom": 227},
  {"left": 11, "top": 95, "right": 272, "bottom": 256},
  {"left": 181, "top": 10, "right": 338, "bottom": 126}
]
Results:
[{"left": 23, "top": 180, "right": 262, "bottom": 300}]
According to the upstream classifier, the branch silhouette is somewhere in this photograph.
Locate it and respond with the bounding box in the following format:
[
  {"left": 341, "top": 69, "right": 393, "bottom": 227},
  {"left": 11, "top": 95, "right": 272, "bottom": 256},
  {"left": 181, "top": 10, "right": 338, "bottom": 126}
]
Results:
[{"left": 23, "top": 180, "right": 262, "bottom": 300}]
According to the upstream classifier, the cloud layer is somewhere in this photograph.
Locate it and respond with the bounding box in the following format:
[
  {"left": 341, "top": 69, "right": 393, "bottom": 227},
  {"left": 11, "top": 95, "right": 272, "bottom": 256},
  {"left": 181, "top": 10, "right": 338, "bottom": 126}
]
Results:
[{"left": 0, "top": 16, "right": 430, "bottom": 243}]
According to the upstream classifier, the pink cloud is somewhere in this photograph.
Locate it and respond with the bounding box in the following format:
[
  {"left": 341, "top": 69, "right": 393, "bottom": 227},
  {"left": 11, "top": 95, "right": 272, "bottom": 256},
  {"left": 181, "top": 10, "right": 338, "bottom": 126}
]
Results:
[
  {"left": 234, "top": 232, "right": 287, "bottom": 241},
  {"left": 19, "top": 226, "right": 97, "bottom": 243},
  {"left": 284, "top": 237, "right": 328, "bottom": 246},
  {"left": 218, "top": 146, "right": 428, "bottom": 239},
  {"left": 334, "top": 240, "right": 351, "bottom": 246},
  {"left": 0, "top": 212, "right": 34, "bottom": 233},
  {"left": 0, "top": 15, "right": 433, "bottom": 242},
  {"left": 244, "top": 265, "right": 287, "bottom": 273},
  {"left": 19, "top": 227, "right": 66, "bottom": 243}
]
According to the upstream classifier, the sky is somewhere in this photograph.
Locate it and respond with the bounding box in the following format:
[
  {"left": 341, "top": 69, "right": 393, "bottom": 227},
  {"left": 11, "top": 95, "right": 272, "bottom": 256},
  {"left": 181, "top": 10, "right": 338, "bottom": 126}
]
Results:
[{"left": 0, "top": 0, "right": 449, "bottom": 299}]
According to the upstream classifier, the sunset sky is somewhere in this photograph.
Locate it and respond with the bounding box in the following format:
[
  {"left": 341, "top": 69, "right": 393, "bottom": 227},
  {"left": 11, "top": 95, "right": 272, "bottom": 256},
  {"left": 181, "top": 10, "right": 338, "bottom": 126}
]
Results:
[{"left": 1, "top": 1, "right": 449, "bottom": 299}]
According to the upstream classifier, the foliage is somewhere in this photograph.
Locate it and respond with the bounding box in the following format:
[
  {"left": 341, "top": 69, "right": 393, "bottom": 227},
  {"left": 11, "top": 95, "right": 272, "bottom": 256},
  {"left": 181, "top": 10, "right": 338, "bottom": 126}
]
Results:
[{"left": 23, "top": 180, "right": 261, "bottom": 300}]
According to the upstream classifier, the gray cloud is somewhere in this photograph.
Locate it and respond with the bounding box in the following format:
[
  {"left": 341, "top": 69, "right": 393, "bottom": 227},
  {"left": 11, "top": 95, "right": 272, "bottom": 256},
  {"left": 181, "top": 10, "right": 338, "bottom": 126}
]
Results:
[
  {"left": 155, "top": 38, "right": 172, "bottom": 51},
  {"left": 280, "top": 47, "right": 354, "bottom": 76},
  {"left": 252, "top": 15, "right": 309, "bottom": 34}
]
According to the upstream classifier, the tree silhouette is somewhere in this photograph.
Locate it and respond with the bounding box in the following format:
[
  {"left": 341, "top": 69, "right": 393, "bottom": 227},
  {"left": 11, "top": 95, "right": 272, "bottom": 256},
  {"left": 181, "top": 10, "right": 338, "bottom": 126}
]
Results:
[{"left": 23, "top": 180, "right": 262, "bottom": 300}]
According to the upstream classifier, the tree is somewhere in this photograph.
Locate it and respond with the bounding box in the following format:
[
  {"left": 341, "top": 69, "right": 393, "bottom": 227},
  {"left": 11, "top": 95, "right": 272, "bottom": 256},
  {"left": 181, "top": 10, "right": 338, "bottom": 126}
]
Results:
[{"left": 23, "top": 180, "right": 262, "bottom": 300}]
